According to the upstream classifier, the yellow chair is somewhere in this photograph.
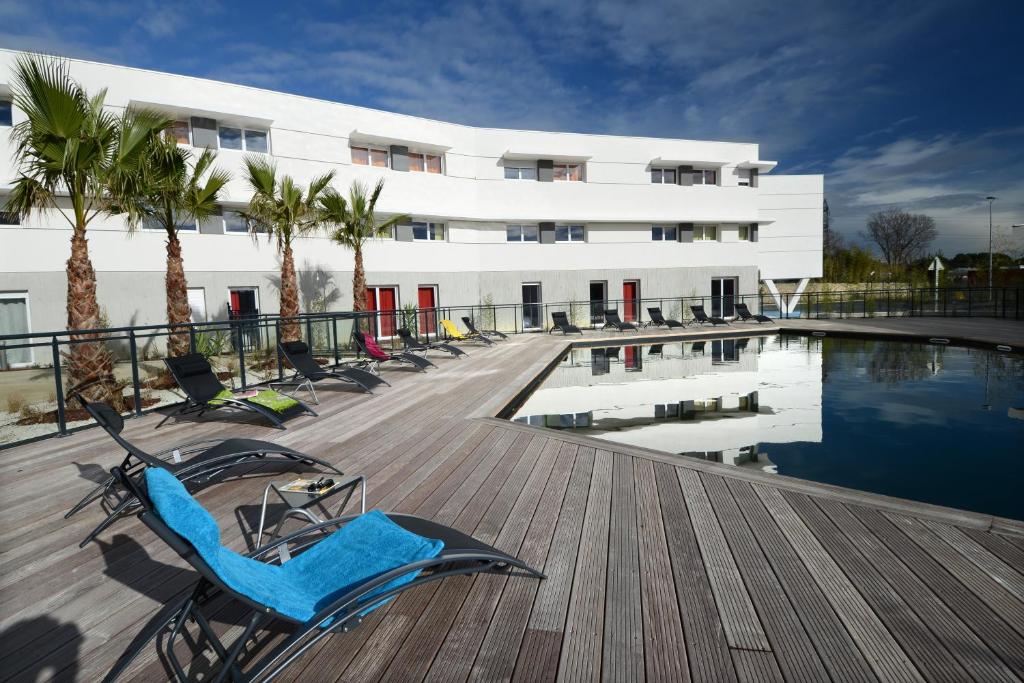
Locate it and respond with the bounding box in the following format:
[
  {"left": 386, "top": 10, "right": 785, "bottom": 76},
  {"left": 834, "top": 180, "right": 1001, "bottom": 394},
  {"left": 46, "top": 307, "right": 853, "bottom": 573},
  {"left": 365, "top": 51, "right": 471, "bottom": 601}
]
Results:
[{"left": 441, "top": 319, "right": 493, "bottom": 345}]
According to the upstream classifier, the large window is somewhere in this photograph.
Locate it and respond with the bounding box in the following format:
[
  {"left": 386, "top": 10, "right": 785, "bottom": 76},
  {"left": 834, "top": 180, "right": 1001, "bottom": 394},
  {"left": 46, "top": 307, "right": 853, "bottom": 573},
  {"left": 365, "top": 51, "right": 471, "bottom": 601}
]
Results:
[
  {"left": 692, "top": 169, "right": 718, "bottom": 185},
  {"left": 218, "top": 126, "right": 269, "bottom": 153},
  {"left": 143, "top": 212, "right": 197, "bottom": 232},
  {"left": 412, "top": 222, "right": 445, "bottom": 241},
  {"left": 408, "top": 152, "right": 443, "bottom": 173},
  {"left": 351, "top": 146, "right": 389, "bottom": 167},
  {"left": 555, "top": 225, "right": 585, "bottom": 242},
  {"left": 168, "top": 120, "right": 190, "bottom": 145},
  {"left": 504, "top": 166, "right": 537, "bottom": 180},
  {"left": 694, "top": 224, "right": 718, "bottom": 241},
  {"left": 651, "top": 168, "right": 676, "bottom": 184},
  {"left": 738, "top": 224, "right": 750, "bottom": 241},
  {"left": 554, "top": 164, "right": 583, "bottom": 182},
  {"left": 0, "top": 98, "right": 12, "bottom": 126},
  {"left": 651, "top": 225, "right": 677, "bottom": 241},
  {"left": 506, "top": 224, "right": 539, "bottom": 242},
  {"left": 224, "top": 210, "right": 249, "bottom": 234}
]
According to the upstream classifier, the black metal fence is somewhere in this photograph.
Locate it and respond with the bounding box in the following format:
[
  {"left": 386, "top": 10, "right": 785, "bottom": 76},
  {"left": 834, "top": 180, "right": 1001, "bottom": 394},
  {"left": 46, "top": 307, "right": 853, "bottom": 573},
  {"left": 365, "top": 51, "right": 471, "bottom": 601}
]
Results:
[{"left": 1, "top": 285, "right": 1020, "bottom": 449}]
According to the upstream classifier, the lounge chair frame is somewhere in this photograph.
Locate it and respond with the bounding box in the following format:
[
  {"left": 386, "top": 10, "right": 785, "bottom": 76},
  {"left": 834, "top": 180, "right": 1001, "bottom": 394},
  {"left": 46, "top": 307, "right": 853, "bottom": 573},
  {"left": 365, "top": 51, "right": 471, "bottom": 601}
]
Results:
[
  {"left": 397, "top": 327, "right": 467, "bottom": 358},
  {"left": 102, "top": 468, "right": 545, "bottom": 683},
  {"left": 352, "top": 331, "right": 436, "bottom": 373},
  {"left": 601, "top": 309, "right": 639, "bottom": 333},
  {"left": 460, "top": 316, "right": 508, "bottom": 340},
  {"left": 646, "top": 307, "right": 686, "bottom": 329},
  {"left": 273, "top": 341, "right": 388, "bottom": 404},
  {"left": 690, "top": 305, "right": 730, "bottom": 326},
  {"left": 548, "top": 311, "right": 583, "bottom": 335},
  {"left": 441, "top": 319, "right": 493, "bottom": 345},
  {"left": 161, "top": 354, "right": 317, "bottom": 430},
  {"left": 65, "top": 396, "right": 344, "bottom": 548},
  {"left": 734, "top": 302, "right": 774, "bottom": 324}
]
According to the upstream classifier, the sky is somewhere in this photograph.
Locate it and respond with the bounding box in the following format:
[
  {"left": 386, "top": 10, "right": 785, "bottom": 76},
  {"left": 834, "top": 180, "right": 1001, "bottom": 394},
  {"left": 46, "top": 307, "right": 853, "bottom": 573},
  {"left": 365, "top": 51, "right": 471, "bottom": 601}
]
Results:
[{"left": 2, "top": 0, "right": 1023, "bottom": 255}]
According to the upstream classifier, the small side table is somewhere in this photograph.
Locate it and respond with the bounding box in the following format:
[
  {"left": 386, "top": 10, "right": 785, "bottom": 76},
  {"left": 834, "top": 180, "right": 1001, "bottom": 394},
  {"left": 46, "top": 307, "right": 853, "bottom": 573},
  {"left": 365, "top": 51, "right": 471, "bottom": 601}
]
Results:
[{"left": 255, "top": 475, "right": 366, "bottom": 548}]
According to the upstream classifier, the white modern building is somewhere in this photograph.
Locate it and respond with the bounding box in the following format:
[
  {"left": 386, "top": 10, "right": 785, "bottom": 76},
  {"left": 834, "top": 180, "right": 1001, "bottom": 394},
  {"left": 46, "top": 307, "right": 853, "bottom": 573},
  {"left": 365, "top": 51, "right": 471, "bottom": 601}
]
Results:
[{"left": 0, "top": 49, "right": 823, "bottom": 349}]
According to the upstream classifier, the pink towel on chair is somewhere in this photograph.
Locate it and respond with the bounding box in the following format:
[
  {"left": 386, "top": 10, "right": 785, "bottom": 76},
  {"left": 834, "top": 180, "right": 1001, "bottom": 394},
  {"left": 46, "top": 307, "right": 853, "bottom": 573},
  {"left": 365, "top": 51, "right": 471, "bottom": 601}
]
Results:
[{"left": 363, "top": 336, "right": 390, "bottom": 360}]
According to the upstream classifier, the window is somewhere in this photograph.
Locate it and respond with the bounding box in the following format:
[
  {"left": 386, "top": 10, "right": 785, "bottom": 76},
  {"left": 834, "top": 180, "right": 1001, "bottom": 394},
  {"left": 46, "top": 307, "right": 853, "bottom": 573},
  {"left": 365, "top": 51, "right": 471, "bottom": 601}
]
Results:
[
  {"left": 651, "top": 168, "right": 676, "bottom": 184},
  {"left": 168, "top": 120, "right": 190, "bottom": 145},
  {"left": 218, "top": 126, "right": 269, "bottom": 152},
  {"left": 738, "top": 224, "right": 750, "bottom": 241},
  {"left": 553, "top": 164, "right": 583, "bottom": 182},
  {"left": 408, "top": 152, "right": 442, "bottom": 173},
  {"left": 224, "top": 210, "right": 249, "bottom": 234},
  {"left": 737, "top": 169, "right": 752, "bottom": 187},
  {"left": 651, "top": 225, "right": 677, "bottom": 241},
  {"left": 351, "top": 146, "right": 389, "bottom": 168},
  {"left": 143, "top": 212, "right": 197, "bottom": 232},
  {"left": 0, "top": 98, "right": 12, "bottom": 126},
  {"left": 694, "top": 224, "right": 718, "bottom": 241},
  {"left": 506, "top": 224, "right": 539, "bottom": 242},
  {"left": 412, "top": 222, "right": 445, "bottom": 241},
  {"left": 692, "top": 169, "right": 718, "bottom": 185},
  {"left": 555, "top": 225, "right": 585, "bottom": 242},
  {"left": 0, "top": 208, "right": 19, "bottom": 225},
  {"left": 504, "top": 166, "right": 537, "bottom": 180},
  {"left": 0, "top": 293, "right": 32, "bottom": 366}
]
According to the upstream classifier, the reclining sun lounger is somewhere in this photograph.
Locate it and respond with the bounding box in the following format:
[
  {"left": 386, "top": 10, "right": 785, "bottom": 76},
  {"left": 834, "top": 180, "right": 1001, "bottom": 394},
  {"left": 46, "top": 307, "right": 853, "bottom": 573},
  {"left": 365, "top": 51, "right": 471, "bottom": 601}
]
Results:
[
  {"left": 549, "top": 311, "right": 583, "bottom": 335},
  {"left": 398, "top": 327, "right": 467, "bottom": 358},
  {"left": 352, "top": 330, "right": 435, "bottom": 372},
  {"left": 101, "top": 467, "right": 545, "bottom": 683},
  {"left": 647, "top": 307, "right": 685, "bottom": 329},
  {"left": 690, "top": 305, "right": 730, "bottom": 326},
  {"left": 162, "top": 353, "right": 317, "bottom": 429},
  {"left": 602, "top": 309, "right": 639, "bottom": 332},
  {"left": 461, "top": 316, "right": 508, "bottom": 340},
  {"left": 734, "top": 302, "right": 774, "bottom": 324},
  {"left": 276, "top": 340, "right": 388, "bottom": 403},
  {"left": 441, "top": 318, "right": 493, "bottom": 345},
  {"left": 66, "top": 396, "right": 347, "bottom": 548}
]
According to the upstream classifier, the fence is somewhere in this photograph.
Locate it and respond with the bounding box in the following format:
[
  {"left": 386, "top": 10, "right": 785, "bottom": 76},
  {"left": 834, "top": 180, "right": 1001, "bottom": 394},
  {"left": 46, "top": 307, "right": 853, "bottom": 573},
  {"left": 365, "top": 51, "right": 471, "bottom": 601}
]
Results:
[{"left": 1, "top": 285, "right": 1020, "bottom": 448}]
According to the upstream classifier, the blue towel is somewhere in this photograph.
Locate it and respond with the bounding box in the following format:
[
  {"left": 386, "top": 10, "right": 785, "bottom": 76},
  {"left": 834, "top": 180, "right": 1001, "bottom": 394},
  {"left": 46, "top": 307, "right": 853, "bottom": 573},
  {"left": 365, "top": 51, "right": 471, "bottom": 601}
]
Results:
[{"left": 144, "top": 469, "right": 444, "bottom": 623}]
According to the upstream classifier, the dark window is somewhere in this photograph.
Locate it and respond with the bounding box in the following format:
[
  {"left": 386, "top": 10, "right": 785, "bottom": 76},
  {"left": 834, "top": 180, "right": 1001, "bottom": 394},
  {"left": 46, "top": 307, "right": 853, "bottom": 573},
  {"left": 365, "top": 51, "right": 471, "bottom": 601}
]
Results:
[
  {"left": 0, "top": 211, "right": 20, "bottom": 225},
  {"left": 0, "top": 99, "right": 11, "bottom": 126},
  {"left": 652, "top": 225, "right": 677, "bottom": 241},
  {"left": 651, "top": 168, "right": 676, "bottom": 184}
]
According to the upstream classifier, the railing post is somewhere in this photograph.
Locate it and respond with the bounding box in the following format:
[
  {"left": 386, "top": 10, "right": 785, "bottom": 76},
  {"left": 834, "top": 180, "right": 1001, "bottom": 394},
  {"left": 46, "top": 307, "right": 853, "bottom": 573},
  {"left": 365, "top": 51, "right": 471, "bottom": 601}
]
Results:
[
  {"left": 51, "top": 336, "right": 67, "bottom": 436},
  {"left": 968, "top": 288, "right": 972, "bottom": 316},
  {"left": 275, "top": 321, "right": 284, "bottom": 381},
  {"left": 306, "top": 317, "right": 313, "bottom": 350},
  {"left": 128, "top": 331, "right": 143, "bottom": 416},
  {"left": 332, "top": 316, "right": 340, "bottom": 365},
  {"left": 237, "top": 322, "right": 248, "bottom": 389}
]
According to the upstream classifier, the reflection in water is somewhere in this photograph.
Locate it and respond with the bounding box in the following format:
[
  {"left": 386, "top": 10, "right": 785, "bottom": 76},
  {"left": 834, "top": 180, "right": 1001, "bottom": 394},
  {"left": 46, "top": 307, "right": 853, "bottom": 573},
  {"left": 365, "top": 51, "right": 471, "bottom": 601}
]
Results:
[{"left": 512, "top": 334, "right": 1024, "bottom": 520}]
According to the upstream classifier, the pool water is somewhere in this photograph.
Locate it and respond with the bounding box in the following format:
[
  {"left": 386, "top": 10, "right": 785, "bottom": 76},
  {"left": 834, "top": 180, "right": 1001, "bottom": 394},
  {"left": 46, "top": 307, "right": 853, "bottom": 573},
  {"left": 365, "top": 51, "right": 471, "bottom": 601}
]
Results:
[{"left": 510, "top": 334, "right": 1024, "bottom": 520}]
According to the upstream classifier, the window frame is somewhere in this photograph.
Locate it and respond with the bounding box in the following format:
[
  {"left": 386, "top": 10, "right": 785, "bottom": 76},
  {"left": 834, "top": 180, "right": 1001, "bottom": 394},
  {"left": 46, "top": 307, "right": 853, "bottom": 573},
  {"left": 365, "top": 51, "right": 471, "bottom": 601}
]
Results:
[
  {"left": 0, "top": 98, "right": 12, "bottom": 127},
  {"left": 351, "top": 145, "right": 390, "bottom": 168},
  {"left": 168, "top": 120, "right": 191, "bottom": 145},
  {"left": 553, "top": 163, "right": 584, "bottom": 182},
  {"left": 504, "top": 165, "right": 537, "bottom": 180},
  {"left": 691, "top": 169, "right": 718, "bottom": 186},
  {"left": 506, "top": 224, "right": 539, "bottom": 242},
  {"left": 738, "top": 224, "right": 750, "bottom": 241},
  {"left": 407, "top": 150, "right": 444, "bottom": 174},
  {"left": 217, "top": 125, "right": 270, "bottom": 153},
  {"left": 651, "top": 225, "right": 677, "bottom": 241},
  {"left": 222, "top": 209, "right": 250, "bottom": 235},
  {"left": 650, "top": 167, "right": 677, "bottom": 184},
  {"left": 141, "top": 212, "right": 198, "bottom": 233},
  {"left": 411, "top": 221, "right": 445, "bottom": 242},
  {"left": 693, "top": 224, "right": 718, "bottom": 241},
  {"left": 0, "top": 291, "right": 33, "bottom": 366},
  {"left": 555, "top": 224, "right": 585, "bottom": 243}
]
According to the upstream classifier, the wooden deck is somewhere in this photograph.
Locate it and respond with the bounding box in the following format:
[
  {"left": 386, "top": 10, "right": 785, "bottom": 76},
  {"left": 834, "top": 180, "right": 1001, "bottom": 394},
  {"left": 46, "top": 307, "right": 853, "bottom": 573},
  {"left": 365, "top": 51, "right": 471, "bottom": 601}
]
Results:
[{"left": 2, "top": 322, "right": 1024, "bottom": 682}]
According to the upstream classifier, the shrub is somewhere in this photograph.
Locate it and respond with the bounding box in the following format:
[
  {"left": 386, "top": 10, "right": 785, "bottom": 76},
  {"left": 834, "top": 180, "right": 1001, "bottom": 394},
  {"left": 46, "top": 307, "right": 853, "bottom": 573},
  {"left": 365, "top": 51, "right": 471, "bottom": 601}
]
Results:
[{"left": 5, "top": 392, "right": 27, "bottom": 414}]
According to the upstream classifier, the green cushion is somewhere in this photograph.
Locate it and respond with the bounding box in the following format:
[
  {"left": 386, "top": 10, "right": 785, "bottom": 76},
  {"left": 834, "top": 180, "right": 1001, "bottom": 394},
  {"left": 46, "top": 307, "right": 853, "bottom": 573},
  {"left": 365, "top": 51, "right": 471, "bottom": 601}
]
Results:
[{"left": 210, "top": 389, "right": 299, "bottom": 413}]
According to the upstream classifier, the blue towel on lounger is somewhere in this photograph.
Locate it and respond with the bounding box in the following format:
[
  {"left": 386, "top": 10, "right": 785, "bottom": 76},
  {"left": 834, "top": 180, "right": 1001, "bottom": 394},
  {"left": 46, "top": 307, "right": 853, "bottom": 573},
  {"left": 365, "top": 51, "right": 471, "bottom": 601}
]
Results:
[{"left": 144, "top": 468, "right": 444, "bottom": 623}]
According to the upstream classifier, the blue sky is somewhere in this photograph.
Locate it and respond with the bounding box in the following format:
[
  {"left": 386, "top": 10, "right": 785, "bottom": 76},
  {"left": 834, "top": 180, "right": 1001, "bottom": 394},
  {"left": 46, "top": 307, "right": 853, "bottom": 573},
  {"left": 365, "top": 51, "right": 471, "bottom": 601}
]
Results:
[{"left": 2, "top": 0, "right": 1023, "bottom": 255}]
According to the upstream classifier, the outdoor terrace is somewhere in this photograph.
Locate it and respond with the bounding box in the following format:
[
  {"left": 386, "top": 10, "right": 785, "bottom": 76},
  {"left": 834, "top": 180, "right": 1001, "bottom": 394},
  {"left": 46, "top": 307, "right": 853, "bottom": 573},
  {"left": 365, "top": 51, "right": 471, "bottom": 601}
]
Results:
[{"left": 1, "top": 319, "right": 1023, "bottom": 682}]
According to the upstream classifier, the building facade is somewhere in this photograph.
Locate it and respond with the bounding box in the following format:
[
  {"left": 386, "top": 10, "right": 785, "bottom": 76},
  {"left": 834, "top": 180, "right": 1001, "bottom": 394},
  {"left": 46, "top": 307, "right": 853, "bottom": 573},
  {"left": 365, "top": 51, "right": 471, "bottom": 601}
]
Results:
[{"left": 0, "top": 49, "right": 823, "bottom": 351}]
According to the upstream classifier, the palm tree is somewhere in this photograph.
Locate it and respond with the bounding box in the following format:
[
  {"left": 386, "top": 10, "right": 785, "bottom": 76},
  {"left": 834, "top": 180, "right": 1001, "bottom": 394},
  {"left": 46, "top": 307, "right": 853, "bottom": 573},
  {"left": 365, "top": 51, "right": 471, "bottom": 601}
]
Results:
[
  {"left": 242, "top": 156, "right": 334, "bottom": 342},
  {"left": 4, "top": 55, "right": 169, "bottom": 405},
  {"left": 120, "top": 134, "right": 230, "bottom": 357},
  {"left": 321, "top": 180, "right": 408, "bottom": 318}
]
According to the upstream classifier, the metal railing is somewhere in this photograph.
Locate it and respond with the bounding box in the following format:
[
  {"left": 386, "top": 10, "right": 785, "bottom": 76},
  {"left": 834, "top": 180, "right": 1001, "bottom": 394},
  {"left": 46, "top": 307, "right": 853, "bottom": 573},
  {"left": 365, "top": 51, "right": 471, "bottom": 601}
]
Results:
[{"left": 1, "top": 286, "right": 1020, "bottom": 449}]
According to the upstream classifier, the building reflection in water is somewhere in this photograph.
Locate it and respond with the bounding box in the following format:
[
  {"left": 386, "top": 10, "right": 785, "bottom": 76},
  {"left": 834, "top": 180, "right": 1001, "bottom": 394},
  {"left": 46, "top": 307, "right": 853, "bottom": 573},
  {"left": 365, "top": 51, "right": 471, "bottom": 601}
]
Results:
[{"left": 512, "top": 335, "right": 823, "bottom": 474}]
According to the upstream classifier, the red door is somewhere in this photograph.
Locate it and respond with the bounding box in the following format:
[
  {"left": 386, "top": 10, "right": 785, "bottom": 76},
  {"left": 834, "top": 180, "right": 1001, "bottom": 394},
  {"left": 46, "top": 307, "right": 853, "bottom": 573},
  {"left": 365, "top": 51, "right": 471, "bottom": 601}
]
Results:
[
  {"left": 378, "top": 287, "right": 397, "bottom": 337},
  {"left": 230, "top": 290, "right": 241, "bottom": 314},
  {"left": 623, "top": 281, "right": 638, "bottom": 321},
  {"left": 417, "top": 287, "right": 436, "bottom": 335}
]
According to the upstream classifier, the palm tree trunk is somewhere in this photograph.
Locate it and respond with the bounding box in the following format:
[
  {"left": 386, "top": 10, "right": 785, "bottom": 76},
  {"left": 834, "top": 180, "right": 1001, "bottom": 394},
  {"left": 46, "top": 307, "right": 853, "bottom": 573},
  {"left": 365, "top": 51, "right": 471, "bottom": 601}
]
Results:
[
  {"left": 279, "top": 242, "right": 301, "bottom": 342},
  {"left": 65, "top": 224, "right": 121, "bottom": 408},
  {"left": 165, "top": 233, "right": 192, "bottom": 357},
  {"left": 351, "top": 245, "right": 369, "bottom": 332}
]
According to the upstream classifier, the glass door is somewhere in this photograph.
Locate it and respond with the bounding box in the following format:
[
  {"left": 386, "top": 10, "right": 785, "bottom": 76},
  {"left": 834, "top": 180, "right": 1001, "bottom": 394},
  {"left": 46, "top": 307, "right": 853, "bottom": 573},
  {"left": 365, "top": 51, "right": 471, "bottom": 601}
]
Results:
[
  {"left": 522, "top": 283, "right": 542, "bottom": 330},
  {"left": 589, "top": 281, "right": 607, "bottom": 325},
  {"left": 711, "top": 277, "right": 737, "bottom": 318},
  {"left": 0, "top": 294, "right": 32, "bottom": 367}
]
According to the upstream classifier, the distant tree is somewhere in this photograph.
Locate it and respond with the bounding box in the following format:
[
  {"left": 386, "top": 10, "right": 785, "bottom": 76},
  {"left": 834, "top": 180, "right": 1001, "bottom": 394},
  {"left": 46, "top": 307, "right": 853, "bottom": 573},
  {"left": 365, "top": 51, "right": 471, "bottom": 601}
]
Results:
[{"left": 863, "top": 208, "right": 937, "bottom": 269}]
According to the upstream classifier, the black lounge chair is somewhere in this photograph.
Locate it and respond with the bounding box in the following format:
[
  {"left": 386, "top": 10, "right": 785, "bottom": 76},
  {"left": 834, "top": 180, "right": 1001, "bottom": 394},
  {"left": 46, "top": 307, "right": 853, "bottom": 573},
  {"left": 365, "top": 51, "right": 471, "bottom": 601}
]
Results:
[
  {"left": 102, "top": 466, "right": 545, "bottom": 683},
  {"left": 276, "top": 341, "right": 388, "bottom": 403},
  {"left": 549, "top": 311, "right": 583, "bottom": 335},
  {"left": 162, "top": 353, "right": 317, "bottom": 429},
  {"left": 352, "top": 330, "right": 435, "bottom": 372},
  {"left": 461, "top": 316, "right": 508, "bottom": 340},
  {"left": 734, "top": 302, "right": 774, "bottom": 324},
  {"left": 602, "top": 309, "right": 639, "bottom": 332},
  {"left": 647, "top": 307, "right": 685, "bottom": 329},
  {"left": 690, "top": 305, "right": 730, "bottom": 326},
  {"left": 66, "top": 396, "right": 346, "bottom": 548},
  {"left": 397, "top": 327, "right": 467, "bottom": 358}
]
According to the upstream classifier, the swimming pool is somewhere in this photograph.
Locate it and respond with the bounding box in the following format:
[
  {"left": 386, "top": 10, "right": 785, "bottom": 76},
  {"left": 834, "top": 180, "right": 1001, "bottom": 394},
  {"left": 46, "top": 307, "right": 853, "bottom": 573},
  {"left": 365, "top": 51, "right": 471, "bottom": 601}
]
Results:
[{"left": 509, "top": 334, "right": 1024, "bottom": 520}]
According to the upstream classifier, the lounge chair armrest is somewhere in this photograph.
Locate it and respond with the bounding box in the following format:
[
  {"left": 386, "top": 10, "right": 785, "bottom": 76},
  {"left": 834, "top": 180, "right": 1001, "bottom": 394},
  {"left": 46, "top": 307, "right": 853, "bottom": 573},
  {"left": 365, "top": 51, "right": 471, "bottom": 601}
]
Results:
[
  {"left": 248, "top": 512, "right": 363, "bottom": 560},
  {"left": 151, "top": 438, "right": 225, "bottom": 456}
]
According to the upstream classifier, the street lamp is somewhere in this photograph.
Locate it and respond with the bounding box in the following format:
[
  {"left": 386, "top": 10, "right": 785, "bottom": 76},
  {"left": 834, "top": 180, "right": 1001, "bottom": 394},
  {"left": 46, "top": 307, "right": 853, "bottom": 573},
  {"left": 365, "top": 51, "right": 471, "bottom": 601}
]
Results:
[{"left": 986, "top": 196, "right": 996, "bottom": 291}]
